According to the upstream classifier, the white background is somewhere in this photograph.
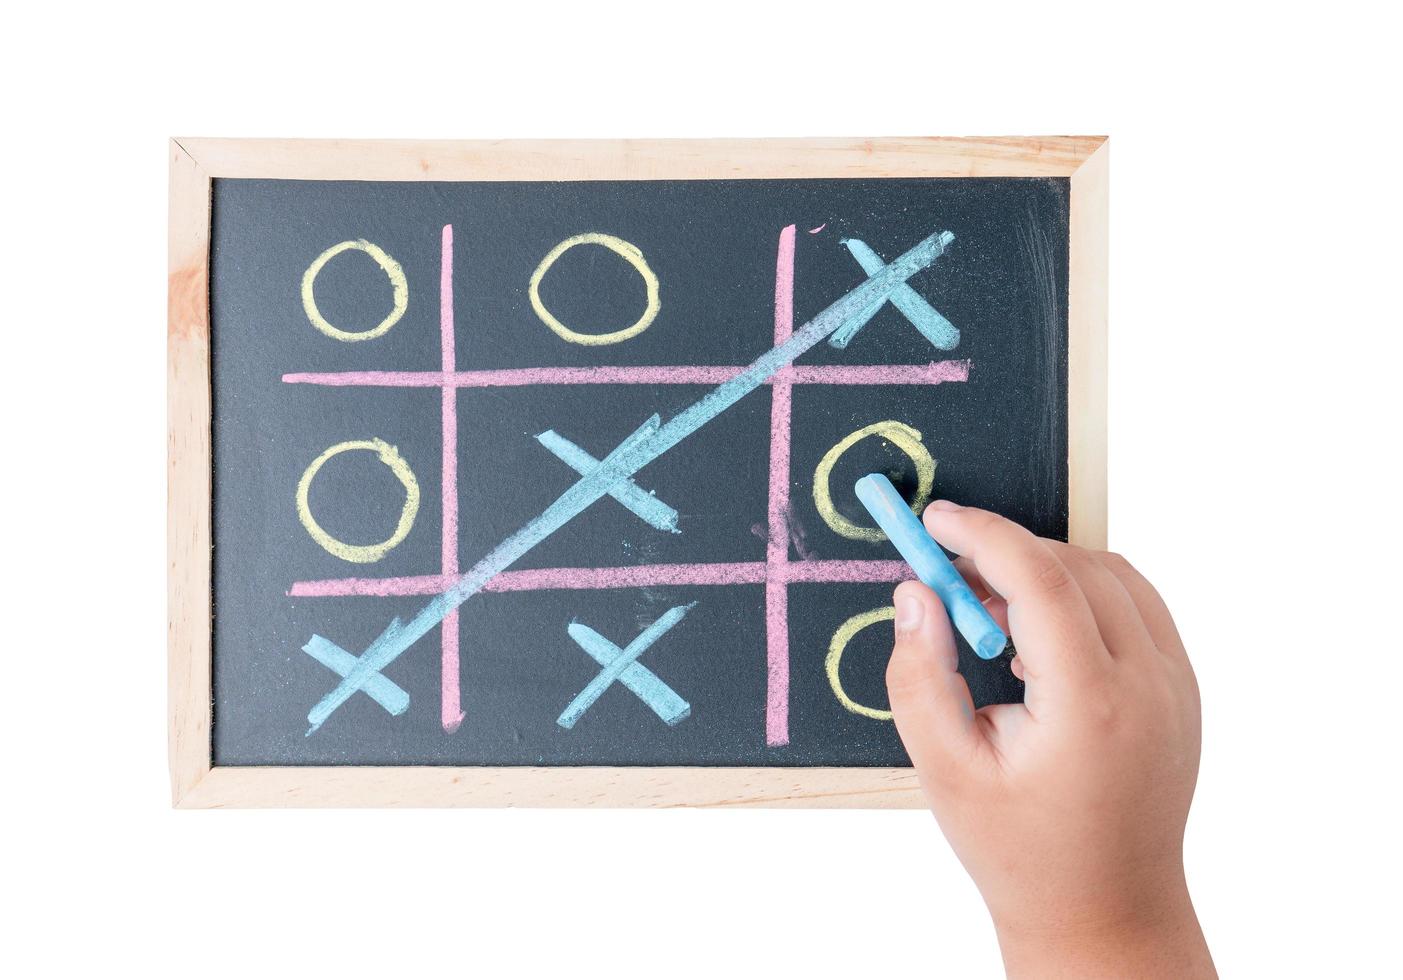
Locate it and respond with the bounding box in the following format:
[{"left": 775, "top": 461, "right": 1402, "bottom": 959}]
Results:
[{"left": 6, "top": 2, "right": 1399, "bottom": 976}]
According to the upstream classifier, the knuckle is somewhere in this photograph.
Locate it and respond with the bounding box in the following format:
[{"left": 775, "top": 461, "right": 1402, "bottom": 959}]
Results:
[
  {"left": 1057, "top": 544, "right": 1097, "bottom": 571},
  {"left": 1099, "top": 550, "right": 1136, "bottom": 574},
  {"left": 1147, "top": 672, "right": 1177, "bottom": 712},
  {"left": 1085, "top": 691, "right": 1124, "bottom": 738},
  {"left": 1028, "top": 549, "right": 1076, "bottom": 595}
]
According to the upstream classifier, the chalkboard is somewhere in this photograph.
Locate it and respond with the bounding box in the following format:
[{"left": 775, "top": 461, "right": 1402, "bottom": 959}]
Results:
[{"left": 170, "top": 138, "right": 1107, "bottom": 806}]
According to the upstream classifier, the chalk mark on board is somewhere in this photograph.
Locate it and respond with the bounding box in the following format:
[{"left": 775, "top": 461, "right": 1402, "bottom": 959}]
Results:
[
  {"left": 558, "top": 603, "right": 695, "bottom": 729},
  {"left": 828, "top": 239, "right": 960, "bottom": 351},
  {"left": 302, "top": 619, "right": 409, "bottom": 716},
  {"left": 283, "top": 361, "right": 973, "bottom": 388},
  {"left": 301, "top": 228, "right": 956, "bottom": 734},
  {"left": 536, "top": 429, "right": 681, "bottom": 534},
  {"left": 812, "top": 420, "right": 936, "bottom": 542}
]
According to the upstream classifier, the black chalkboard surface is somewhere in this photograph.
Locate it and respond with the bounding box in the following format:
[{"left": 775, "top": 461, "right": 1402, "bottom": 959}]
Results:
[{"left": 208, "top": 174, "right": 1069, "bottom": 768}]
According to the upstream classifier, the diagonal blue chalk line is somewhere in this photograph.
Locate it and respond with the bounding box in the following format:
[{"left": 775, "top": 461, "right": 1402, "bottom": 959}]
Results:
[
  {"left": 558, "top": 603, "right": 694, "bottom": 729},
  {"left": 828, "top": 239, "right": 960, "bottom": 351},
  {"left": 304, "top": 228, "right": 956, "bottom": 734},
  {"left": 536, "top": 429, "right": 681, "bottom": 533}
]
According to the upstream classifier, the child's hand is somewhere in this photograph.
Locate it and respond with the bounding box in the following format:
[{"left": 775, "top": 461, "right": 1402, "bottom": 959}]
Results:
[{"left": 888, "top": 502, "right": 1214, "bottom": 978}]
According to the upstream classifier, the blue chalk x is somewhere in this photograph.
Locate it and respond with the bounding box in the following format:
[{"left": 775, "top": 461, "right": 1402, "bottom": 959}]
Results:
[{"left": 854, "top": 474, "right": 1008, "bottom": 660}]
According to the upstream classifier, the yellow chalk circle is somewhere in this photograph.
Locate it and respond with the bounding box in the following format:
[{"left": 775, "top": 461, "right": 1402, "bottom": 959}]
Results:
[
  {"left": 301, "top": 239, "right": 409, "bottom": 342},
  {"left": 296, "top": 439, "right": 420, "bottom": 563},
  {"left": 813, "top": 420, "right": 936, "bottom": 542},
  {"left": 528, "top": 233, "right": 660, "bottom": 345},
  {"left": 826, "top": 606, "right": 897, "bottom": 720}
]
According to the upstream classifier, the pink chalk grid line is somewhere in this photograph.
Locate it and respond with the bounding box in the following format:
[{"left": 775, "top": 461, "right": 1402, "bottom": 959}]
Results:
[
  {"left": 289, "top": 559, "right": 914, "bottom": 598},
  {"left": 286, "top": 223, "right": 966, "bottom": 745}
]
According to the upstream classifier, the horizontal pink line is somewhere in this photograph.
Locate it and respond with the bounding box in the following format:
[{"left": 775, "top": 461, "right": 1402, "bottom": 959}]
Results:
[
  {"left": 290, "top": 573, "right": 455, "bottom": 597},
  {"left": 782, "top": 560, "right": 912, "bottom": 583},
  {"left": 490, "top": 562, "right": 766, "bottom": 591},
  {"left": 287, "top": 560, "right": 913, "bottom": 597},
  {"left": 281, "top": 360, "right": 970, "bottom": 388}
]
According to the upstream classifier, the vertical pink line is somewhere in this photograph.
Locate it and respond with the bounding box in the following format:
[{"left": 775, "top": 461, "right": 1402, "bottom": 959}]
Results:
[
  {"left": 440, "top": 225, "right": 465, "bottom": 733},
  {"left": 765, "top": 225, "right": 796, "bottom": 747}
]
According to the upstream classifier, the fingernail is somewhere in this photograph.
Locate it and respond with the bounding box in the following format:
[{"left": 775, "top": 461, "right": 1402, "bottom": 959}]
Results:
[
  {"left": 895, "top": 595, "right": 924, "bottom": 637},
  {"left": 926, "top": 499, "right": 962, "bottom": 513}
]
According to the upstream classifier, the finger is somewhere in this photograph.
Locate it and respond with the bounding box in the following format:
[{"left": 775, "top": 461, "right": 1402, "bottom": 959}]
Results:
[
  {"left": 886, "top": 581, "right": 989, "bottom": 780},
  {"left": 923, "top": 503, "right": 1110, "bottom": 693},
  {"left": 1093, "top": 551, "right": 1188, "bottom": 661},
  {"left": 1010, "top": 655, "right": 1025, "bottom": 681},
  {"left": 1047, "top": 541, "right": 1157, "bottom": 660}
]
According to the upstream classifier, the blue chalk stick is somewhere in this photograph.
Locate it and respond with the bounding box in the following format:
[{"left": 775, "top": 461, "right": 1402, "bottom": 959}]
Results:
[{"left": 855, "top": 474, "right": 1008, "bottom": 660}]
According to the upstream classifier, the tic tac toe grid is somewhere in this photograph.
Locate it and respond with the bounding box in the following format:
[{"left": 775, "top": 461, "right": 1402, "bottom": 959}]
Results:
[{"left": 283, "top": 223, "right": 970, "bottom": 745}]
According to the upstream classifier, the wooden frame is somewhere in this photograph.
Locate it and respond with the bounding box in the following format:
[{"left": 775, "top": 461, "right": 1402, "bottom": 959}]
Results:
[{"left": 169, "top": 136, "right": 1107, "bottom": 808}]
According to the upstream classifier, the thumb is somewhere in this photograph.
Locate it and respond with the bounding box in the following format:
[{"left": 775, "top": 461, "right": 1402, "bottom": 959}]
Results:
[{"left": 887, "top": 581, "right": 986, "bottom": 781}]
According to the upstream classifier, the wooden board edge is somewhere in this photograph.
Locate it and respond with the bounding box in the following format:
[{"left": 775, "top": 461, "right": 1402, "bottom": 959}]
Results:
[
  {"left": 1067, "top": 139, "right": 1109, "bottom": 550},
  {"left": 174, "top": 766, "right": 925, "bottom": 809},
  {"left": 169, "top": 139, "right": 214, "bottom": 805},
  {"left": 175, "top": 135, "right": 1106, "bottom": 181}
]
